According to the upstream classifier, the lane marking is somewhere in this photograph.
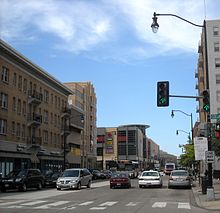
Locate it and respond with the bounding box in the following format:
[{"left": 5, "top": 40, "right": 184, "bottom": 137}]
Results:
[
  {"left": 178, "top": 202, "right": 191, "bottom": 209},
  {"left": 152, "top": 202, "right": 167, "bottom": 208},
  {"left": 90, "top": 207, "right": 106, "bottom": 210},
  {"left": 0, "top": 200, "right": 28, "bottom": 206},
  {"left": 79, "top": 201, "right": 94, "bottom": 206},
  {"left": 126, "top": 202, "right": 140, "bottom": 206},
  {"left": 35, "top": 200, "right": 70, "bottom": 209},
  {"left": 99, "top": 201, "right": 118, "bottom": 206},
  {"left": 21, "top": 200, "right": 46, "bottom": 206}
]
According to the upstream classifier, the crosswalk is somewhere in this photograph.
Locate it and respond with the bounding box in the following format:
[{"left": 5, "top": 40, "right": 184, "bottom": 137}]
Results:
[{"left": 0, "top": 199, "right": 191, "bottom": 210}]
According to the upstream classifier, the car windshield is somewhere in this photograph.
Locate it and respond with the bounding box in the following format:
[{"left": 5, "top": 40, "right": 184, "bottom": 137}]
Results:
[
  {"left": 142, "top": 172, "right": 159, "bottom": 177},
  {"left": 62, "top": 170, "right": 79, "bottom": 177},
  {"left": 172, "top": 171, "right": 188, "bottom": 176},
  {"left": 17, "top": 170, "right": 28, "bottom": 178},
  {"left": 6, "top": 170, "right": 20, "bottom": 178},
  {"left": 111, "top": 173, "right": 128, "bottom": 178}
]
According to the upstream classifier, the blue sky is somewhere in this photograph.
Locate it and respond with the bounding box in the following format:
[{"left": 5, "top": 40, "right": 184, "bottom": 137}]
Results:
[{"left": 1, "top": 0, "right": 220, "bottom": 156}]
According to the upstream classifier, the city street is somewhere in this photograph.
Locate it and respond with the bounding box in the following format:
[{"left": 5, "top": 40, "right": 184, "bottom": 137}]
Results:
[{"left": 0, "top": 177, "right": 212, "bottom": 213}]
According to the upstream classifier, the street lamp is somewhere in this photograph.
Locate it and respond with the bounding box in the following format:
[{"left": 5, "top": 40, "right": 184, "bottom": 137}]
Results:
[
  {"left": 171, "top": 110, "right": 193, "bottom": 143},
  {"left": 176, "top": 129, "right": 191, "bottom": 141},
  {"left": 151, "top": 12, "right": 213, "bottom": 195}
]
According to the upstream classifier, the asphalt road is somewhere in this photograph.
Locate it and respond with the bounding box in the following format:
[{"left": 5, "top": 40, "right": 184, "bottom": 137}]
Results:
[{"left": 0, "top": 177, "right": 212, "bottom": 213}]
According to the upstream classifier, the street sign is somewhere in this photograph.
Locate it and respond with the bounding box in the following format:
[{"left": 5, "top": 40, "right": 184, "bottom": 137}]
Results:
[
  {"left": 210, "top": 114, "right": 220, "bottom": 120},
  {"left": 205, "top": 151, "right": 215, "bottom": 163},
  {"left": 194, "top": 137, "right": 208, "bottom": 160}
]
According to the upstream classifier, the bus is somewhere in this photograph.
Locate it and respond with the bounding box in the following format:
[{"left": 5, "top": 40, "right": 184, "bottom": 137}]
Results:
[{"left": 164, "top": 163, "right": 175, "bottom": 175}]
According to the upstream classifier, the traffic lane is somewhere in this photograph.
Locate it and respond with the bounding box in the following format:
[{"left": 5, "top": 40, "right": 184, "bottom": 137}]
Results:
[{"left": 0, "top": 179, "right": 210, "bottom": 213}]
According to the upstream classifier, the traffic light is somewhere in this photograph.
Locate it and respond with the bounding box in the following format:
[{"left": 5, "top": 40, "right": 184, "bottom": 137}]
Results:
[
  {"left": 157, "top": 81, "right": 169, "bottom": 107},
  {"left": 215, "top": 123, "right": 220, "bottom": 139},
  {"left": 202, "top": 90, "right": 210, "bottom": 112}
]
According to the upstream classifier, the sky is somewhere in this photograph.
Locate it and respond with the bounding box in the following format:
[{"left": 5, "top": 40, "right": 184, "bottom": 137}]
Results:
[{"left": 1, "top": 0, "right": 220, "bottom": 156}]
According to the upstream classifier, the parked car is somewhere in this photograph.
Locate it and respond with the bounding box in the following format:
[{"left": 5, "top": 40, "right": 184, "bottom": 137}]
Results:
[
  {"left": 0, "top": 169, "right": 44, "bottom": 192},
  {"left": 101, "top": 170, "right": 112, "bottom": 179},
  {"left": 91, "top": 170, "right": 106, "bottom": 180},
  {"left": 110, "top": 172, "right": 131, "bottom": 189},
  {"left": 168, "top": 170, "right": 192, "bottom": 189},
  {"left": 138, "top": 170, "right": 163, "bottom": 188},
  {"left": 56, "top": 168, "right": 92, "bottom": 190},
  {"left": 44, "top": 171, "right": 62, "bottom": 188}
]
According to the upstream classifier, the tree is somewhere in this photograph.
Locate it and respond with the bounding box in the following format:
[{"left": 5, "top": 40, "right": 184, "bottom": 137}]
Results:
[{"left": 179, "top": 144, "right": 195, "bottom": 168}]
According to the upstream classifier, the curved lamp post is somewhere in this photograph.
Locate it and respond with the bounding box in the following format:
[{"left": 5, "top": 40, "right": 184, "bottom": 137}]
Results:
[
  {"left": 151, "top": 12, "right": 213, "bottom": 191},
  {"left": 176, "top": 129, "right": 191, "bottom": 140},
  {"left": 171, "top": 110, "right": 193, "bottom": 143}
]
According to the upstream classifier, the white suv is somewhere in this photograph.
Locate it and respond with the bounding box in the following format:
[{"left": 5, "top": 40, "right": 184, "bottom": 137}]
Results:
[{"left": 56, "top": 168, "right": 92, "bottom": 190}]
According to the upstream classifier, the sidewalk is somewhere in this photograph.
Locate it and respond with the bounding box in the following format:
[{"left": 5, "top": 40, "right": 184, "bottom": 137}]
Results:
[{"left": 192, "top": 178, "right": 220, "bottom": 210}]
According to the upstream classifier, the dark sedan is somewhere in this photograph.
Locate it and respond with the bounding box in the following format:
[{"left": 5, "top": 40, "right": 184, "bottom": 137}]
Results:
[
  {"left": 44, "top": 171, "right": 62, "bottom": 188},
  {"left": 110, "top": 172, "right": 131, "bottom": 189}
]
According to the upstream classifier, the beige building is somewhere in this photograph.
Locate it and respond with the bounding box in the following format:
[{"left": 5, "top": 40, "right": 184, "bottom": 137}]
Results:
[
  {"left": 0, "top": 39, "right": 77, "bottom": 176},
  {"left": 97, "top": 127, "right": 118, "bottom": 170},
  {"left": 64, "top": 82, "right": 97, "bottom": 168}
]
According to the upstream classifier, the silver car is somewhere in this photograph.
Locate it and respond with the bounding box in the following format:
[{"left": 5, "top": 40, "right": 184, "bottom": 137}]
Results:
[
  {"left": 168, "top": 170, "right": 192, "bottom": 189},
  {"left": 56, "top": 168, "right": 92, "bottom": 190}
]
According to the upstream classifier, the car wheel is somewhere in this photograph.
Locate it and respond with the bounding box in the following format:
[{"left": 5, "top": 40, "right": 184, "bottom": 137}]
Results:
[
  {"left": 57, "top": 188, "right": 61, "bottom": 190},
  {"left": 77, "top": 182, "right": 81, "bottom": 190},
  {"left": 20, "top": 183, "right": 27, "bottom": 192},
  {"left": 1, "top": 188, "right": 6, "bottom": 192},
  {"left": 37, "top": 182, "right": 42, "bottom": 190},
  {"left": 87, "top": 180, "right": 91, "bottom": 188},
  {"left": 139, "top": 185, "right": 142, "bottom": 188}
]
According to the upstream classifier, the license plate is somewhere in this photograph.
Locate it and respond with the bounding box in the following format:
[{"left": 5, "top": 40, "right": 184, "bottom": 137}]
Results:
[
  {"left": 5, "top": 184, "right": 9, "bottom": 187},
  {"left": 117, "top": 183, "right": 121, "bottom": 186}
]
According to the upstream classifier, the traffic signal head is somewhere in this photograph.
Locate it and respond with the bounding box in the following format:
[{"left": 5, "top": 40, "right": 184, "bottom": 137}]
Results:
[
  {"left": 202, "top": 90, "right": 210, "bottom": 112},
  {"left": 157, "top": 81, "right": 169, "bottom": 107}
]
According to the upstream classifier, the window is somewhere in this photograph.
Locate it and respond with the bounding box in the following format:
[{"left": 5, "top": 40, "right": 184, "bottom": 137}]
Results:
[
  {"left": 17, "top": 99, "right": 21, "bottom": 115},
  {"left": 12, "top": 97, "right": 16, "bottom": 112},
  {"left": 22, "top": 101, "right": 26, "bottom": 115},
  {"left": 13, "top": 73, "right": 17, "bottom": 86},
  {"left": 44, "top": 110, "right": 49, "bottom": 123},
  {"left": 2, "top": 66, "right": 9, "bottom": 83},
  {"left": 214, "top": 42, "right": 220, "bottom": 52},
  {"left": 216, "top": 75, "right": 220, "bottom": 84},
  {"left": 16, "top": 123, "right": 21, "bottom": 137},
  {"left": 43, "top": 130, "right": 48, "bottom": 143},
  {"left": 44, "top": 90, "right": 49, "bottom": 103},
  {"left": 12, "top": 121, "right": 15, "bottom": 135},
  {"left": 213, "top": 26, "right": 219, "bottom": 36},
  {"left": 58, "top": 97, "right": 60, "bottom": 108},
  {"left": 216, "top": 58, "right": 220, "bottom": 68},
  {"left": 50, "top": 113, "right": 53, "bottom": 125},
  {"left": 0, "top": 119, "right": 7, "bottom": 135},
  {"left": 21, "top": 124, "right": 25, "bottom": 138},
  {"left": 18, "top": 75, "right": 22, "bottom": 90},
  {"left": 0, "top": 93, "right": 8, "bottom": 109},
  {"left": 51, "top": 93, "right": 53, "bottom": 104},
  {"left": 23, "top": 78, "right": 27, "bottom": 93},
  {"left": 54, "top": 114, "right": 57, "bottom": 127},
  {"left": 55, "top": 96, "right": 57, "bottom": 108},
  {"left": 217, "top": 91, "right": 220, "bottom": 102}
]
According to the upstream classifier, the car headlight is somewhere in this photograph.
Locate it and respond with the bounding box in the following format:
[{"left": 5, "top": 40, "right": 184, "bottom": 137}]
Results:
[
  {"left": 71, "top": 179, "right": 78, "bottom": 183},
  {"left": 15, "top": 178, "right": 22, "bottom": 182}
]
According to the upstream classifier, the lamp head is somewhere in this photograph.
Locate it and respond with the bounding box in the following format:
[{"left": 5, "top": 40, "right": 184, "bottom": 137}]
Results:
[
  {"left": 171, "top": 110, "right": 174, "bottom": 118},
  {"left": 176, "top": 130, "right": 179, "bottom": 135},
  {"left": 151, "top": 12, "right": 159, "bottom": 33}
]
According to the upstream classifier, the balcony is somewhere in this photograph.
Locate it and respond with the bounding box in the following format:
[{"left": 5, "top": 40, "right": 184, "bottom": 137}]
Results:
[
  {"left": 27, "top": 113, "right": 42, "bottom": 127},
  {"left": 28, "top": 90, "right": 43, "bottom": 105},
  {"left": 61, "top": 107, "right": 71, "bottom": 118},
  {"left": 61, "top": 125, "right": 71, "bottom": 136},
  {"left": 27, "top": 136, "right": 42, "bottom": 147}
]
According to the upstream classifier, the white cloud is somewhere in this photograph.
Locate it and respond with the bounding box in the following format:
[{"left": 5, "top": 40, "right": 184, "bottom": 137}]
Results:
[{"left": 1, "top": 0, "right": 219, "bottom": 60}]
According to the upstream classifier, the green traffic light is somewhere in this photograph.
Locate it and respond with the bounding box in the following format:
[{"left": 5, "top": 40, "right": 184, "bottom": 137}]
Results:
[
  {"left": 160, "top": 97, "right": 166, "bottom": 104},
  {"left": 203, "top": 104, "right": 210, "bottom": 112}
]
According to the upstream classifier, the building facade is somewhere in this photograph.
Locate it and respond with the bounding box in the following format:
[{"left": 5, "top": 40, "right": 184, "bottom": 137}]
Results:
[
  {"left": 64, "top": 82, "right": 97, "bottom": 169},
  {"left": 195, "top": 20, "right": 220, "bottom": 175},
  {"left": 0, "top": 39, "right": 74, "bottom": 176}
]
